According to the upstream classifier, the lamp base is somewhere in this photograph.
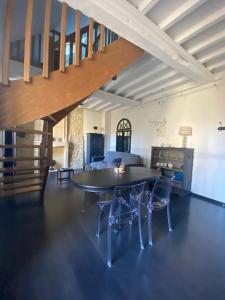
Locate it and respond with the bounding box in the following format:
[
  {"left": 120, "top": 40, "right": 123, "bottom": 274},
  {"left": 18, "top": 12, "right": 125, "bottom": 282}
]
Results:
[{"left": 182, "top": 136, "right": 187, "bottom": 148}]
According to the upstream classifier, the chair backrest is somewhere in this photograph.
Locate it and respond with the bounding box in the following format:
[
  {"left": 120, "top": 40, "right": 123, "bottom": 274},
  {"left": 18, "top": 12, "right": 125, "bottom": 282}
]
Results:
[
  {"left": 148, "top": 177, "right": 174, "bottom": 206},
  {"left": 109, "top": 182, "right": 146, "bottom": 220}
]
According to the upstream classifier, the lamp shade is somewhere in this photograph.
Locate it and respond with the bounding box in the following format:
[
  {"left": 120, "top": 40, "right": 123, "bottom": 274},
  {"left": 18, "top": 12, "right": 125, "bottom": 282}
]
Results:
[{"left": 179, "top": 126, "right": 192, "bottom": 136}]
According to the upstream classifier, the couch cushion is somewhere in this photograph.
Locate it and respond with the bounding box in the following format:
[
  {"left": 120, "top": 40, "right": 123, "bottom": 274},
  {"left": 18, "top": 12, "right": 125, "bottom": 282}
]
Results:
[{"left": 104, "top": 151, "right": 141, "bottom": 165}]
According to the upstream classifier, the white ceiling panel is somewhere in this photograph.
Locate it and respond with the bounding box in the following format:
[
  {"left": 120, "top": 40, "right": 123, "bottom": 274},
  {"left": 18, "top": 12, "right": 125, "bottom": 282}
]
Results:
[{"left": 61, "top": 0, "right": 225, "bottom": 108}]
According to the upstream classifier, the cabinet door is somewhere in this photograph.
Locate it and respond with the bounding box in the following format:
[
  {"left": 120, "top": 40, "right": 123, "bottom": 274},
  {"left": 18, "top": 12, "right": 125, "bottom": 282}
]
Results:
[{"left": 90, "top": 134, "right": 104, "bottom": 158}]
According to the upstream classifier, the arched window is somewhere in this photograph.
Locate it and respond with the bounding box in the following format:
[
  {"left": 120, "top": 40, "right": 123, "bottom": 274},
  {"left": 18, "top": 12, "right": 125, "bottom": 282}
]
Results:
[{"left": 116, "top": 119, "right": 132, "bottom": 153}]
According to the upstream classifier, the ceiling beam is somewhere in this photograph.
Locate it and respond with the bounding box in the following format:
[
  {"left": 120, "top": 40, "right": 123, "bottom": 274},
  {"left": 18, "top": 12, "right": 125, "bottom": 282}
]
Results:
[
  {"left": 61, "top": 0, "right": 214, "bottom": 83},
  {"left": 104, "top": 54, "right": 153, "bottom": 91},
  {"left": 85, "top": 99, "right": 102, "bottom": 109},
  {"left": 207, "top": 59, "right": 225, "bottom": 71},
  {"left": 175, "top": 7, "right": 225, "bottom": 44},
  {"left": 159, "top": 0, "right": 207, "bottom": 31},
  {"left": 116, "top": 60, "right": 166, "bottom": 94},
  {"left": 142, "top": 77, "right": 225, "bottom": 104},
  {"left": 138, "top": 0, "right": 160, "bottom": 15},
  {"left": 95, "top": 102, "right": 112, "bottom": 111},
  {"left": 104, "top": 104, "right": 121, "bottom": 112},
  {"left": 127, "top": 70, "right": 177, "bottom": 98},
  {"left": 135, "top": 77, "right": 189, "bottom": 99},
  {"left": 188, "top": 29, "right": 225, "bottom": 54},
  {"left": 142, "top": 82, "right": 196, "bottom": 103},
  {"left": 198, "top": 47, "right": 225, "bottom": 63},
  {"left": 91, "top": 89, "right": 139, "bottom": 107},
  {"left": 215, "top": 69, "right": 225, "bottom": 79}
]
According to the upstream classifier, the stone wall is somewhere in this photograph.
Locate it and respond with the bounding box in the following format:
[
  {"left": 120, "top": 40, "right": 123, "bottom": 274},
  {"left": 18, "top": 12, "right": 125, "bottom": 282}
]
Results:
[{"left": 67, "top": 108, "right": 84, "bottom": 169}]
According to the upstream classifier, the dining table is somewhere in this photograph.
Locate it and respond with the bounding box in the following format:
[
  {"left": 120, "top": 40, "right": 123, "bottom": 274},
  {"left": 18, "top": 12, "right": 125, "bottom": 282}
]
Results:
[{"left": 72, "top": 166, "right": 160, "bottom": 193}]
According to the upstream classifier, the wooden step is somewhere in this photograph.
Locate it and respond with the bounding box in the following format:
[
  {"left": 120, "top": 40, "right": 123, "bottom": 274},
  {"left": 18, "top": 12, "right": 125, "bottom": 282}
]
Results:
[
  {"left": 0, "top": 144, "right": 48, "bottom": 149},
  {"left": 0, "top": 173, "right": 44, "bottom": 183},
  {"left": 0, "top": 156, "right": 48, "bottom": 162},
  {"left": 0, "top": 127, "right": 52, "bottom": 135},
  {"left": 0, "top": 185, "right": 43, "bottom": 197},
  {"left": 0, "top": 167, "right": 45, "bottom": 173},
  {"left": 0, "top": 178, "right": 44, "bottom": 191}
]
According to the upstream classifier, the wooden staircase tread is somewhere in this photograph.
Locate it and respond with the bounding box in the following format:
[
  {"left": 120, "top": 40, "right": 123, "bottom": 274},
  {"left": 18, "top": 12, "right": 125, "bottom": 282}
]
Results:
[
  {"left": 0, "top": 127, "right": 52, "bottom": 135},
  {"left": 0, "top": 174, "right": 45, "bottom": 183},
  {"left": 0, "top": 144, "right": 48, "bottom": 148},
  {"left": 0, "top": 156, "right": 48, "bottom": 162},
  {"left": 0, "top": 185, "right": 42, "bottom": 197},
  {"left": 0, "top": 167, "right": 45, "bottom": 173},
  {"left": 0, "top": 179, "right": 44, "bottom": 191}
]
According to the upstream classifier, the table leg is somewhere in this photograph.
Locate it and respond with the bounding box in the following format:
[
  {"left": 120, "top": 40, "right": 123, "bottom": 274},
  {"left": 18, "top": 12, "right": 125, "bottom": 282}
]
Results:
[{"left": 82, "top": 192, "right": 88, "bottom": 213}]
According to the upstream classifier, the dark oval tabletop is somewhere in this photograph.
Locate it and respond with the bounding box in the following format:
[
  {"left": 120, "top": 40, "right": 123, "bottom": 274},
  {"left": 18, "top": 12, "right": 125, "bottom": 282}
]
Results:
[{"left": 72, "top": 167, "right": 160, "bottom": 192}]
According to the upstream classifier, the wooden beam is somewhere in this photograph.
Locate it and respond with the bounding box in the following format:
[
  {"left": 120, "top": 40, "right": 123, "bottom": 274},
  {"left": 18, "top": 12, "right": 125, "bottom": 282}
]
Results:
[
  {"left": 105, "top": 54, "right": 154, "bottom": 91},
  {"left": 127, "top": 70, "right": 177, "bottom": 99},
  {"left": 95, "top": 102, "right": 112, "bottom": 111},
  {"left": 2, "top": 0, "right": 14, "bottom": 85},
  {"left": 43, "top": 0, "right": 51, "bottom": 78},
  {"left": 84, "top": 99, "right": 102, "bottom": 109},
  {"left": 142, "top": 82, "right": 196, "bottom": 103},
  {"left": 198, "top": 47, "right": 225, "bottom": 64},
  {"left": 104, "top": 104, "right": 121, "bottom": 112},
  {"left": 0, "top": 39, "right": 143, "bottom": 127},
  {"left": 207, "top": 59, "right": 225, "bottom": 71},
  {"left": 88, "top": 18, "right": 94, "bottom": 59},
  {"left": 138, "top": 0, "right": 160, "bottom": 14},
  {"left": 100, "top": 24, "right": 105, "bottom": 52},
  {"left": 159, "top": 0, "right": 207, "bottom": 31},
  {"left": 175, "top": 7, "right": 225, "bottom": 44},
  {"left": 67, "top": 0, "right": 213, "bottom": 83},
  {"left": 24, "top": 0, "right": 34, "bottom": 83},
  {"left": 116, "top": 62, "right": 167, "bottom": 95},
  {"left": 59, "top": 2, "right": 67, "bottom": 72},
  {"left": 91, "top": 90, "right": 138, "bottom": 107},
  {"left": 137, "top": 77, "right": 188, "bottom": 99},
  {"left": 75, "top": 10, "right": 81, "bottom": 66},
  {"left": 189, "top": 29, "right": 225, "bottom": 55}
]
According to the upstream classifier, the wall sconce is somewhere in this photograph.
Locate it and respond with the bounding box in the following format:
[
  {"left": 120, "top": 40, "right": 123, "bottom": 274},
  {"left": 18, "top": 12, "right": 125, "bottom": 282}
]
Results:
[{"left": 179, "top": 126, "right": 192, "bottom": 147}]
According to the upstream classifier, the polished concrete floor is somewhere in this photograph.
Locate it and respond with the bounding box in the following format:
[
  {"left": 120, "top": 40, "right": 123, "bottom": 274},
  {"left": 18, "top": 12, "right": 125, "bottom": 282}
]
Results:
[{"left": 0, "top": 173, "right": 225, "bottom": 300}]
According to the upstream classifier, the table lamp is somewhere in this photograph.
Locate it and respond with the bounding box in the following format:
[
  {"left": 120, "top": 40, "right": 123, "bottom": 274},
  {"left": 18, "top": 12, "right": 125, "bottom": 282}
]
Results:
[{"left": 179, "top": 126, "right": 192, "bottom": 147}]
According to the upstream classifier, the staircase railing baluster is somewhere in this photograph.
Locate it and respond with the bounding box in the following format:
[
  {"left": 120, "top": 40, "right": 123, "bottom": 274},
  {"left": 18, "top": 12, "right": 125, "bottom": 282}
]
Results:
[
  {"left": 43, "top": 0, "right": 51, "bottom": 78},
  {"left": 75, "top": 10, "right": 81, "bottom": 66},
  {"left": 59, "top": 2, "right": 67, "bottom": 72},
  {"left": 2, "top": 0, "right": 14, "bottom": 86}
]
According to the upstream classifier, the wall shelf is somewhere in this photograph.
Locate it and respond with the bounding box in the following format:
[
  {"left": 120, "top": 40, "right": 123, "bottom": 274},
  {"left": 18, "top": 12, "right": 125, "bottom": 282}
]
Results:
[{"left": 151, "top": 146, "right": 194, "bottom": 195}]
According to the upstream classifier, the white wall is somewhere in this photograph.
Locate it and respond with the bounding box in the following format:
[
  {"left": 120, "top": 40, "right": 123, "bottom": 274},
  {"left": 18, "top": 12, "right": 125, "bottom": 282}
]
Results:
[{"left": 108, "top": 80, "right": 225, "bottom": 203}]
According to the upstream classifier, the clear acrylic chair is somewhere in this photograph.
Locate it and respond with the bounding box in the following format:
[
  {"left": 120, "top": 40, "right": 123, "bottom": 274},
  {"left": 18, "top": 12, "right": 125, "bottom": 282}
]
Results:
[
  {"left": 96, "top": 182, "right": 146, "bottom": 268},
  {"left": 146, "top": 176, "right": 174, "bottom": 246}
]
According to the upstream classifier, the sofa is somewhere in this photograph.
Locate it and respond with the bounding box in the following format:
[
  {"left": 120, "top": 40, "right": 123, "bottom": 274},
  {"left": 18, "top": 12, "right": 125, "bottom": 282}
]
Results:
[{"left": 89, "top": 151, "right": 143, "bottom": 170}]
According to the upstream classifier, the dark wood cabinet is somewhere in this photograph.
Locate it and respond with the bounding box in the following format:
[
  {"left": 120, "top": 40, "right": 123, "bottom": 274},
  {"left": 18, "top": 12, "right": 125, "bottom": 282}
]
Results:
[
  {"left": 151, "top": 147, "right": 194, "bottom": 195},
  {"left": 86, "top": 133, "right": 104, "bottom": 164}
]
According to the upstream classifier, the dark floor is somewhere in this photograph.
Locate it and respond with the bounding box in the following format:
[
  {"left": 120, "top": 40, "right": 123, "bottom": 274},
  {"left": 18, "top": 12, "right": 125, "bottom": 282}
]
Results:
[{"left": 0, "top": 173, "right": 225, "bottom": 300}]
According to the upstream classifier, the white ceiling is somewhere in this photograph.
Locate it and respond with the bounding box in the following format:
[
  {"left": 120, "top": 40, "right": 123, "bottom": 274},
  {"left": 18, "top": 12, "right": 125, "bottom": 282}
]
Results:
[{"left": 67, "top": 0, "right": 225, "bottom": 111}]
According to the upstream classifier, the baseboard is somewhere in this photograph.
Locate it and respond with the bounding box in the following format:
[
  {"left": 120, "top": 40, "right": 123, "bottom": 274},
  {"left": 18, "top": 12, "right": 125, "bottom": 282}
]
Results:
[{"left": 191, "top": 192, "right": 225, "bottom": 207}]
